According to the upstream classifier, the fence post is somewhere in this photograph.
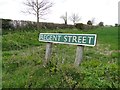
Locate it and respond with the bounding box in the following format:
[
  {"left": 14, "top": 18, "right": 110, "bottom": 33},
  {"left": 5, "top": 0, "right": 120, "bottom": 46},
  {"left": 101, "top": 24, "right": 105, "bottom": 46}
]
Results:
[
  {"left": 44, "top": 42, "right": 52, "bottom": 66},
  {"left": 74, "top": 45, "right": 84, "bottom": 66}
]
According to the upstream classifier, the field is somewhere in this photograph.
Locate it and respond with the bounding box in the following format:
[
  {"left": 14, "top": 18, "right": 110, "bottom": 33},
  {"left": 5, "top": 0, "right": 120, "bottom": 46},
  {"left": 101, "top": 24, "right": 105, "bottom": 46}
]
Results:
[{"left": 2, "top": 27, "right": 119, "bottom": 88}]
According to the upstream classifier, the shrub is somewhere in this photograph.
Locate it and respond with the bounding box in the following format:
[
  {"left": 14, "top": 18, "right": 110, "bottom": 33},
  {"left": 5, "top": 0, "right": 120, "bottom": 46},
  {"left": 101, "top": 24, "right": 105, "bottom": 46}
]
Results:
[
  {"left": 98, "top": 22, "right": 104, "bottom": 26},
  {"left": 87, "top": 20, "right": 92, "bottom": 25},
  {"left": 75, "top": 23, "right": 84, "bottom": 30},
  {"left": 2, "top": 19, "right": 14, "bottom": 30},
  {"left": 115, "top": 24, "right": 118, "bottom": 27}
]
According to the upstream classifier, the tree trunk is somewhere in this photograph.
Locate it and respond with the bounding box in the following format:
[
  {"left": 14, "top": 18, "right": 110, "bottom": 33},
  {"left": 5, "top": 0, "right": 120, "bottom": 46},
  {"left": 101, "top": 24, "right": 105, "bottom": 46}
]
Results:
[
  {"left": 37, "top": 13, "right": 39, "bottom": 30},
  {"left": 65, "top": 12, "right": 67, "bottom": 25},
  {"left": 36, "top": 0, "right": 39, "bottom": 30}
]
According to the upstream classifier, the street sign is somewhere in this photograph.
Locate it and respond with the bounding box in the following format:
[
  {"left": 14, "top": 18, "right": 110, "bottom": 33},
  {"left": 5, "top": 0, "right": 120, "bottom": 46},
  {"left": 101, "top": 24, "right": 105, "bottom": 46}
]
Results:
[{"left": 39, "top": 33, "right": 97, "bottom": 46}]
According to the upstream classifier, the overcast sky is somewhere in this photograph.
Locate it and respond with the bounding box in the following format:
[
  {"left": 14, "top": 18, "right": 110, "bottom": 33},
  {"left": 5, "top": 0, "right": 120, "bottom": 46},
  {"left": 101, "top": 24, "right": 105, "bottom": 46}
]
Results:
[{"left": 0, "top": 0, "right": 119, "bottom": 25}]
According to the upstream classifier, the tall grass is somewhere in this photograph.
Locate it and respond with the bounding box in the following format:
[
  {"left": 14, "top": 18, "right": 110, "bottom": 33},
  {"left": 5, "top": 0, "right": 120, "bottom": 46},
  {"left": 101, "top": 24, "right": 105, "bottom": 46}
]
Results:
[{"left": 2, "top": 27, "right": 119, "bottom": 88}]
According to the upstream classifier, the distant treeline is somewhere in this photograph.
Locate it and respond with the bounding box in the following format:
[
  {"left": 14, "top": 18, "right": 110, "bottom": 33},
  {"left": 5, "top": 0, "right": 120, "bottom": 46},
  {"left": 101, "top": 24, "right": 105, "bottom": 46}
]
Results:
[
  {"left": 2, "top": 19, "right": 118, "bottom": 31},
  {"left": 1, "top": 19, "right": 74, "bottom": 30}
]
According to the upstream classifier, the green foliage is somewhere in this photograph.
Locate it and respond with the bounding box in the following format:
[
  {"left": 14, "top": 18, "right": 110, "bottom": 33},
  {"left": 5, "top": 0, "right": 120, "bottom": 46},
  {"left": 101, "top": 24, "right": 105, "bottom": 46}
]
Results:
[
  {"left": 2, "top": 27, "right": 119, "bottom": 88},
  {"left": 80, "top": 59, "right": 118, "bottom": 88},
  {"left": 2, "top": 31, "right": 43, "bottom": 51}
]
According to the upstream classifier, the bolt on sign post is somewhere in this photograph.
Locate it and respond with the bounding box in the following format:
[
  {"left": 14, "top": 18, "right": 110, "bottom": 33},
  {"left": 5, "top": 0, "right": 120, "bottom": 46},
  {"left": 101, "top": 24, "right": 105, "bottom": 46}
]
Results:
[{"left": 39, "top": 33, "right": 97, "bottom": 66}]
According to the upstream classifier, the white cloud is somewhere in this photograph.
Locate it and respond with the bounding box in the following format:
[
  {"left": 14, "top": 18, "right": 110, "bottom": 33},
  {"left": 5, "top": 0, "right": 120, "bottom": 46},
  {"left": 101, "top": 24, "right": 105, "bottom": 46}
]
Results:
[{"left": 0, "top": 0, "right": 119, "bottom": 25}]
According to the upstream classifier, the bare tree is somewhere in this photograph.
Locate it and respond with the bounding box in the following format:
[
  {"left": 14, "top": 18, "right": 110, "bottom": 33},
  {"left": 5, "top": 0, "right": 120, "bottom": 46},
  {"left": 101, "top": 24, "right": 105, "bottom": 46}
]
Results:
[
  {"left": 69, "top": 13, "right": 81, "bottom": 25},
  {"left": 23, "top": 0, "right": 53, "bottom": 29},
  {"left": 60, "top": 12, "right": 67, "bottom": 25}
]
